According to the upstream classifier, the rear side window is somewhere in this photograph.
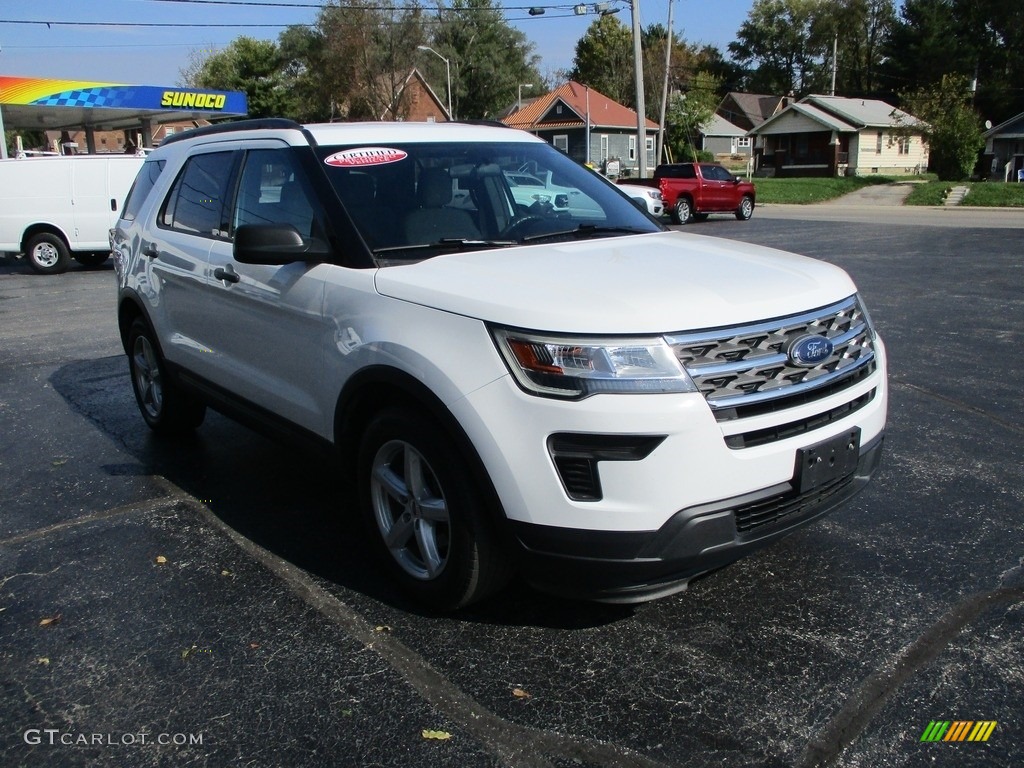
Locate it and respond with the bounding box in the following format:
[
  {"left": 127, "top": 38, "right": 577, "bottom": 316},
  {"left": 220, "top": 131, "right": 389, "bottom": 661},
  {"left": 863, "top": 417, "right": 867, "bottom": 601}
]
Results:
[
  {"left": 656, "top": 164, "right": 695, "bottom": 179},
  {"left": 161, "top": 151, "right": 236, "bottom": 237},
  {"left": 121, "top": 160, "right": 165, "bottom": 222}
]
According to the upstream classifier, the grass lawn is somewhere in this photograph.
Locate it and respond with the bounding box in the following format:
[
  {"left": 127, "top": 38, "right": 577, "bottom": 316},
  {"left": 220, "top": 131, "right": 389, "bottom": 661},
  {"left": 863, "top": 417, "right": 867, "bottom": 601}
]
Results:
[
  {"left": 750, "top": 174, "right": 1024, "bottom": 207},
  {"left": 960, "top": 183, "right": 1024, "bottom": 207},
  {"left": 752, "top": 175, "right": 894, "bottom": 204},
  {"left": 904, "top": 181, "right": 1024, "bottom": 206}
]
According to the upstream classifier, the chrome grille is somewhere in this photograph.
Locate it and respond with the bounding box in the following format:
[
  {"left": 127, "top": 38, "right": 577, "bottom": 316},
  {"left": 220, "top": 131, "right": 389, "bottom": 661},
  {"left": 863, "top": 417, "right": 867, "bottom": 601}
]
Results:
[{"left": 666, "top": 296, "right": 875, "bottom": 414}]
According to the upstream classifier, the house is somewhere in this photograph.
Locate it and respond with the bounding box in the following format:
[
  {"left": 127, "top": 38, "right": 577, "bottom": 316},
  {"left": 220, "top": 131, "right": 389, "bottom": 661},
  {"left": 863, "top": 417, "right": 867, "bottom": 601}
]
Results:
[
  {"left": 716, "top": 92, "right": 788, "bottom": 133},
  {"left": 748, "top": 95, "right": 929, "bottom": 177},
  {"left": 502, "top": 81, "right": 657, "bottom": 177},
  {"left": 982, "top": 112, "right": 1024, "bottom": 181},
  {"left": 378, "top": 68, "right": 450, "bottom": 123},
  {"left": 700, "top": 114, "right": 750, "bottom": 158}
]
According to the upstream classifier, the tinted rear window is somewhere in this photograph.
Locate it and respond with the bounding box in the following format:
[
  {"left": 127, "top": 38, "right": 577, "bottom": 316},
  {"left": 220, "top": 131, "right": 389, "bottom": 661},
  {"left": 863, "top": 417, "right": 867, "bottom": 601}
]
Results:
[{"left": 120, "top": 160, "right": 165, "bottom": 222}]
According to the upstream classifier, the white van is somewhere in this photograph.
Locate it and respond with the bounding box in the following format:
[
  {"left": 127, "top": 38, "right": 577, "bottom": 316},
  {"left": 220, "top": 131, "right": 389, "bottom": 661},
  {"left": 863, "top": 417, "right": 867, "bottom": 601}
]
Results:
[{"left": 0, "top": 155, "right": 144, "bottom": 274}]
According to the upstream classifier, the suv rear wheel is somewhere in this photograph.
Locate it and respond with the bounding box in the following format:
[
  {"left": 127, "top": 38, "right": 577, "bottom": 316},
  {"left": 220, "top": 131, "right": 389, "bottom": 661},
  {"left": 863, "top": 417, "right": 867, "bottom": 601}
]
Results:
[
  {"left": 358, "top": 407, "right": 511, "bottom": 609},
  {"left": 127, "top": 318, "right": 206, "bottom": 435}
]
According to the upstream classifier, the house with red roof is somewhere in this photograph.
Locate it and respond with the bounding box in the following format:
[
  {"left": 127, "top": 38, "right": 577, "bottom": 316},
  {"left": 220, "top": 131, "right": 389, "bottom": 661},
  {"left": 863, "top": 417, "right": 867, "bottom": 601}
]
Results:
[{"left": 501, "top": 81, "right": 657, "bottom": 178}]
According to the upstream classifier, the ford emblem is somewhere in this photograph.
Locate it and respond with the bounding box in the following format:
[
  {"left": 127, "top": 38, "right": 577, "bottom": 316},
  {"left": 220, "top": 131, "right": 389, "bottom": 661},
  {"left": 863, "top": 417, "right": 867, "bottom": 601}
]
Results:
[{"left": 787, "top": 334, "right": 834, "bottom": 367}]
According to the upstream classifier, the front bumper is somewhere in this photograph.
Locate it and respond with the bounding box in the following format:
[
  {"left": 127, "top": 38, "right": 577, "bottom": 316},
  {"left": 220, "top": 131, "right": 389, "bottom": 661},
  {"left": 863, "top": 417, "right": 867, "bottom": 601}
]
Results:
[{"left": 512, "top": 433, "right": 884, "bottom": 602}]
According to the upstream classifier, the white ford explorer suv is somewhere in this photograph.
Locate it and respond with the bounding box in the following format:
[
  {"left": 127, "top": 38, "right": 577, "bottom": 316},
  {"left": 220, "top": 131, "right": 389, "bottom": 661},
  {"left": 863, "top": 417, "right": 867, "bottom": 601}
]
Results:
[{"left": 112, "top": 119, "right": 887, "bottom": 609}]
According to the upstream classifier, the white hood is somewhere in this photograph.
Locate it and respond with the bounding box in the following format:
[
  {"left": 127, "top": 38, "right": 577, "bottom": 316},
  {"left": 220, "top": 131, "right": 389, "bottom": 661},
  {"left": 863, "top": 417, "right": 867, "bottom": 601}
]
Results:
[{"left": 373, "top": 231, "right": 857, "bottom": 334}]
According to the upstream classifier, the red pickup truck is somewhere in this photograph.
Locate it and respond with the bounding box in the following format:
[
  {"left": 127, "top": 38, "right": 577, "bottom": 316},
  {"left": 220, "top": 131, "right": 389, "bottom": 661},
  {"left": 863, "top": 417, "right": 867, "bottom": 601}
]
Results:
[{"left": 645, "top": 162, "right": 756, "bottom": 225}]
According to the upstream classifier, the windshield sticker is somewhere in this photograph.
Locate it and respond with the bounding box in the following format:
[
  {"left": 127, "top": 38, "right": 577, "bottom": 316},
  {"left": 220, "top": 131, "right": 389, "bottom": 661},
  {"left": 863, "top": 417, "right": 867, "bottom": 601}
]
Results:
[{"left": 324, "top": 147, "right": 408, "bottom": 167}]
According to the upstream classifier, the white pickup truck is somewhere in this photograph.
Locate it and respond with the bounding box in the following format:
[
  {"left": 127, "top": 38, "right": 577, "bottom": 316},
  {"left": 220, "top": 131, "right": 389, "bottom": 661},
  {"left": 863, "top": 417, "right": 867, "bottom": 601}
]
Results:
[{"left": 0, "top": 154, "right": 143, "bottom": 274}]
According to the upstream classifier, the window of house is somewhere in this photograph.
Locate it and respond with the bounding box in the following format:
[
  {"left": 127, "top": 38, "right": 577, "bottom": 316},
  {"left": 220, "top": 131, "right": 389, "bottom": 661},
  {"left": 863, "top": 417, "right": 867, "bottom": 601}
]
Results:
[
  {"left": 628, "top": 135, "right": 637, "bottom": 161},
  {"left": 876, "top": 131, "right": 884, "bottom": 153},
  {"left": 553, "top": 134, "right": 569, "bottom": 153},
  {"left": 645, "top": 137, "right": 654, "bottom": 157},
  {"left": 600, "top": 135, "right": 609, "bottom": 161},
  {"left": 898, "top": 136, "right": 911, "bottom": 154},
  {"left": 736, "top": 137, "right": 751, "bottom": 148}
]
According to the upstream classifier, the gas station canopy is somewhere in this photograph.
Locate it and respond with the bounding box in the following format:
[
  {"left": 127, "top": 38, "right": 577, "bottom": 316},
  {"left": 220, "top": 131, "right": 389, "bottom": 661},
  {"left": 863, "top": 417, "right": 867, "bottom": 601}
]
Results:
[{"left": 0, "top": 76, "right": 248, "bottom": 155}]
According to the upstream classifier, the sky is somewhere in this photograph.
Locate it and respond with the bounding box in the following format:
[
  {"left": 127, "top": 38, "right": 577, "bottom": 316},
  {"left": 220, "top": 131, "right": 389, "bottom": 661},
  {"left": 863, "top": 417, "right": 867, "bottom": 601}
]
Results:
[{"left": 0, "top": 0, "right": 755, "bottom": 87}]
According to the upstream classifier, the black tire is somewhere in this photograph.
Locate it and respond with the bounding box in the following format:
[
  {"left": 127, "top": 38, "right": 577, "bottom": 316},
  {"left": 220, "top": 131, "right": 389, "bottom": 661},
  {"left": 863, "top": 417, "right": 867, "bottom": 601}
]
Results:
[
  {"left": 73, "top": 251, "right": 110, "bottom": 268},
  {"left": 672, "top": 197, "right": 693, "bottom": 225},
  {"left": 25, "top": 233, "right": 71, "bottom": 275},
  {"left": 127, "top": 318, "right": 206, "bottom": 435},
  {"left": 358, "top": 407, "right": 511, "bottom": 610},
  {"left": 735, "top": 195, "right": 754, "bottom": 221}
]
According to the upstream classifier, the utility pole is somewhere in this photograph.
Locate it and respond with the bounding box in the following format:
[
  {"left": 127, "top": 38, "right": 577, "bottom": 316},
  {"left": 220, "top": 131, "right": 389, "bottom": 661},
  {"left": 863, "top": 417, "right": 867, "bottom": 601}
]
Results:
[
  {"left": 657, "top": 0, "right": 674, "bottom": 167},
  {"left": 830, "top": 34, "right": 837, "bottom": 96},
  {"left": 630, "top": 0, "right": 647, "bottom": 178}
]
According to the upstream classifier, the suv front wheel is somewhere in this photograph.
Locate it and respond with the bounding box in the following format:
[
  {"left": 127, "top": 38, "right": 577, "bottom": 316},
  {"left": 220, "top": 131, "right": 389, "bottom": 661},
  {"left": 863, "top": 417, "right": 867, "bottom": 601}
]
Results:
[
  {"left": 358, "top": 407, "right": 511, "bottom": 609},
  {"left": 127, "top": 318, "right": 206, "bottom": 435}
]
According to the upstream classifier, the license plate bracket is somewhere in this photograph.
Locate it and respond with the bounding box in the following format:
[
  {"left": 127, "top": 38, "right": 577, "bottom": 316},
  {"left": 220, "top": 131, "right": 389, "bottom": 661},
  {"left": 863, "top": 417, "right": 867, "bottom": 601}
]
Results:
[{"left": 795, "top": 428, "right": 861, "bottom": 494}]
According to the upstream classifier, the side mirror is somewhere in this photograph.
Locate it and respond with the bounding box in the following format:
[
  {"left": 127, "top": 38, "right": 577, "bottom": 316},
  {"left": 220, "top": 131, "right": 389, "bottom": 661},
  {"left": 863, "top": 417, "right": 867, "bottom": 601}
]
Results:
[{"left": 233, "top": 223, "right": 329, "bottom": 265}]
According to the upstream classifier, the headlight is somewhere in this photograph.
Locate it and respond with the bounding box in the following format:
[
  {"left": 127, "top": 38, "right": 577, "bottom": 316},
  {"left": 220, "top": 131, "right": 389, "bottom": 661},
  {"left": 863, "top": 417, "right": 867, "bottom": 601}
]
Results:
[
  {"left": 645, "top": 190, "right": 662, "bottom": 200},
  {"left": 491, "top": 328, "right": 698, "bottom": 399}
]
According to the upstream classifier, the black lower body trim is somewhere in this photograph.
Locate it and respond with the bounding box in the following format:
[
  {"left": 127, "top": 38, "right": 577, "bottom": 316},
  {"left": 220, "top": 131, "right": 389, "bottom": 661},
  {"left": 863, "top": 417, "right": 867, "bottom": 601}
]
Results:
[{"left": 512, "top": 433, "right": 884, "bottom": 603}]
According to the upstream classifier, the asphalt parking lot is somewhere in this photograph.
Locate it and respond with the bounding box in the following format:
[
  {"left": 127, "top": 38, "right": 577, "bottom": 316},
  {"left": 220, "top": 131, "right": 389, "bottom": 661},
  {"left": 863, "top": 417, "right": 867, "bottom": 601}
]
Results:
[{"left": 2, "top": 206, "right": 1022, "bottom": 767}]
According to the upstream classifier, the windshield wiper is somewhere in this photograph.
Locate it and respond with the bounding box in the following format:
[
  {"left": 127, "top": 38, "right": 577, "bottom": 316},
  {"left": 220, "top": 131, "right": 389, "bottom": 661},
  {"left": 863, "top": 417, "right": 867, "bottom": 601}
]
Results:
[
  {"left": 373, "top": 238, "right": 518, "bottom": 257},
  {"left": 520, "top": 225, "right": 652, "bottom": 243}
]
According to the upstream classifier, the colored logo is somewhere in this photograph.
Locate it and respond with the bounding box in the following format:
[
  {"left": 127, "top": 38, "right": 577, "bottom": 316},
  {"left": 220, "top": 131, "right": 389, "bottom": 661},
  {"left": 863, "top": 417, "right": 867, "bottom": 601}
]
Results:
[
  {"left": 920, "top": 720, "right": 997, "bottom": 742},
  {"left": 160, "top": 91, "right": 227, "bottom": 110},
  {"left": 324, "top": 147, "right": 408, "bottom": 167},
  {"left": 786, "top": 334, "right": 834, "bottom": 367}
]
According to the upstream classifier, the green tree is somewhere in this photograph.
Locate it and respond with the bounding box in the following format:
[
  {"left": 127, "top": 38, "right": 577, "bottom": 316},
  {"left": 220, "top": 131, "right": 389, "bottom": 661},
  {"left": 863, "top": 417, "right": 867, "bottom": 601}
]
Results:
[
  {"left": 813, "top": 0, "right": 896, "bottom": 96},
  {"left": 317, "top": 0, "right": 428, "bottom": 121},
  {"left": 277, "top": 25, "right": 332, "bottom": 122},
  {"left": 665, "top": 71, "right": 722, "bottom": 161},
  {"left": 570, "top": 15, "right": 635, "bottom": 107},
  {"left": 729, "top": 0, "right": 830, "bottom": 95},
  {"left": 431, "top": 0, "right": 543, "bottom": 119},
  {"left": 880, "top": 0, "right": 1024, "bottom": 124},
  {"left": 897, "top": 74, "right": 984, "bottom": 180},
  {"left": 186, "top": 37, "right": 295, "bottom": 118}
]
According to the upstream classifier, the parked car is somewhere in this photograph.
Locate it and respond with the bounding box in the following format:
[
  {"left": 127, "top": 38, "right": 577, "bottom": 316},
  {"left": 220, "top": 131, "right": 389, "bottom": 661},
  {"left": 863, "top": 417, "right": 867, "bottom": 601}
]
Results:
[
  {"left": 616, "top": 182, "right": 665, "bottom": 217},
  {"left": 503, "top": 170, "right": 602, "bottom": 218},
  {"left": 112, "top": 118, "right": 887, "bottom": 610},
  {"left": 653, "top": 162, "right": 756, "bottom": 224},
  {"left": 0, "top": 154, "right": 144, "bottom": 273}
]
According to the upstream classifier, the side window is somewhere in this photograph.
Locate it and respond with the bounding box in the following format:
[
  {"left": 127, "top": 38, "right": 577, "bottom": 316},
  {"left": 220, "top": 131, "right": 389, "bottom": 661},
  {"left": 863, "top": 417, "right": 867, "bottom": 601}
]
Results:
[
  {"left": 162, "top": 151, "right": 235, "bottom": 237},
  {"left": 121, "top": 159, "right": 165, "bottom": 222},
  {"left": 679, "top": 164, "right": 696, "bottom": 179},
  {"left": 233, "top": 149, "right": 315, "bottom": 239}
]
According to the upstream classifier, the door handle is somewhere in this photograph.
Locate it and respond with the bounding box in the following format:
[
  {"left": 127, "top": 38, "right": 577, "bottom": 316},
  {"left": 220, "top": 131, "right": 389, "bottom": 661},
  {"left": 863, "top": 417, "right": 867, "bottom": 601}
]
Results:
[
  {"left": 142, "top": 242, "right": 159, "bottom": 259},
  {"left": 214, "top": 266, "right": 240, "bottom": 284}
]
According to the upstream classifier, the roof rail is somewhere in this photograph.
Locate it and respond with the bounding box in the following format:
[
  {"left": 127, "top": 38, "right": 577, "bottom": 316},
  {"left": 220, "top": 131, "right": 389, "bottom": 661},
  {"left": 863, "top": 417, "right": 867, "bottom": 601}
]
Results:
[{"left": 160, "top": 118, "right": 306, "bottom": 147}]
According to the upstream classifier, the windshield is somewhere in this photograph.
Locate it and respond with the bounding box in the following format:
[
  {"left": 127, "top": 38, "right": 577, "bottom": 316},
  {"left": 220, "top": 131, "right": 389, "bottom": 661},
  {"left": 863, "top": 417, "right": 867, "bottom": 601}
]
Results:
[{"left": 315, "top": 140, "right": 662, "bottom": 263}]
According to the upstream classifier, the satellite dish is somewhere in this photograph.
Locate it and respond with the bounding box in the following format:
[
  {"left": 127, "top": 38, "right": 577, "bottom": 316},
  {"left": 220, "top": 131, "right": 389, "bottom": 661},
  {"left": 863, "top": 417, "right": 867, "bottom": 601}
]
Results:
[{"left": 985, "top": 120, "right": 993, "bottom": 129}]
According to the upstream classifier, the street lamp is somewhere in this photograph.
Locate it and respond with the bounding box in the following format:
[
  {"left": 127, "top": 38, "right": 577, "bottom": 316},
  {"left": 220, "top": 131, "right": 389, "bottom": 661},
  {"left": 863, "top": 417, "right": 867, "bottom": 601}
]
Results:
[
  {"left": 416, "top": 45, "right": 453, "bottom": 121},
  {"left": 518, "top": 83, "right": 533, "bottom": 112}
]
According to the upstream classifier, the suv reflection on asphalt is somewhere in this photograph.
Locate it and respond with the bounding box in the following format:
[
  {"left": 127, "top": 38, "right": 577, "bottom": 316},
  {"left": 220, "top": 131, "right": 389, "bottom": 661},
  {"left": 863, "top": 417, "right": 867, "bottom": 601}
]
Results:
[{"left": 112, "top": 118, "right": 887, "bottom": 609}]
